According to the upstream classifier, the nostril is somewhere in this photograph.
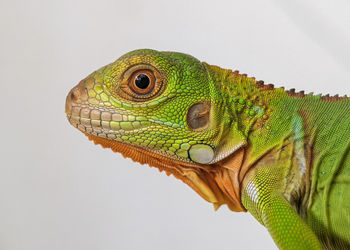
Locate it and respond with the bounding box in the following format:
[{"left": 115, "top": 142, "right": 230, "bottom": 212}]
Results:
[
  {"left": 72, "top": 87, "right": 81, "bottom": 101},
  {"left": 70, "top": 91, "right": 76, "bottom": 101},
  {"left": 66, "top": 80, "right": 90, "bottom": 114},
  {"left": 65, "top": 91, "right": 73, "bottom": 114},
  {"left": 65, "top": 88, "right": 79, "bottom": 114}
]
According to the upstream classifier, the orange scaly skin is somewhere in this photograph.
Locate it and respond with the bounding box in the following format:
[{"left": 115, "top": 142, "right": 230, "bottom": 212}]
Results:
[{"left": 66, "top": 49, "right": 350, "bottom": 249}]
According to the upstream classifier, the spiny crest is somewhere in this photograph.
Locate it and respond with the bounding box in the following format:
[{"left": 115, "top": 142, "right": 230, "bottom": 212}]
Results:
[
  {"left": 255, "top": 79, "right": 348, "bottom": 101},
  {"left": 206, "top": 63, "right": 349, "bottom": 102}
]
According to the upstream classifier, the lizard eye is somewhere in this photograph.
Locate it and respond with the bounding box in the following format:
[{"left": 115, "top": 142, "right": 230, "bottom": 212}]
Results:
[
  {"left": 117, "top": 64, "right": 164, "bottom": 102},
  {"left": 130, "top": 70, "right": 155, "bottom": 95}
]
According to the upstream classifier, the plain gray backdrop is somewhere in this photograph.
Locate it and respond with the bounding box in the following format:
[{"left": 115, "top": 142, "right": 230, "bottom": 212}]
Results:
[{"left": 1, "top": 0, "right": 350, "bottom": 249}]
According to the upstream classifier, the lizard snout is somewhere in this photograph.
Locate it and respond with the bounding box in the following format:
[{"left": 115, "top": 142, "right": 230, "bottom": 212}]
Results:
[{"left": 65, "top": 80, "right": 88, "bottom": 115}]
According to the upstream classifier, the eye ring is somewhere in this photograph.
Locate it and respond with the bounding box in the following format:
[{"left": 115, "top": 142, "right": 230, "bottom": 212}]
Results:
[
  {"left": 116, "top": 64, "right": 165, "bottom": 102},
  {"left": 129, "top": 70, "right": 156, "bottom": 95}
]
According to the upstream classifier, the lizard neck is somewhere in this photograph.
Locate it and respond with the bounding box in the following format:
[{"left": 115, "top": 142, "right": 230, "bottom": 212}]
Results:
[
  {"left": 204, "top": 62, "right": 350, "bottom": 213},
  {"left": 204, "top": 63, "right": 307, "bottom": 211}
]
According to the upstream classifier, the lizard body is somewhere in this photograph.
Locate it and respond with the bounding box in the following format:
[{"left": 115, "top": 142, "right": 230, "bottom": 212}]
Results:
[{"left": 66, "top": 49, "right": 350, "bottom": 249}]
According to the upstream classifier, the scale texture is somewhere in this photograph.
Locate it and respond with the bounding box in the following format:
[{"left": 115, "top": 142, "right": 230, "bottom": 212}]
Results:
[{"left": 66, "top": 49, "right": 350, "bottom": 249}]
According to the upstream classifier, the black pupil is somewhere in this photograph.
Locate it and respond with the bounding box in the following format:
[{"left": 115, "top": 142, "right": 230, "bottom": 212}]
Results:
[{"left": 135, "top": 74, "right": 150, "bottom": 89}]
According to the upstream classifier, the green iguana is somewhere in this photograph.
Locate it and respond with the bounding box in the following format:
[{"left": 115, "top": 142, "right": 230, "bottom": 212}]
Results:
[{"left": 65, "top": 49, "right": 350, "bottom": 249}]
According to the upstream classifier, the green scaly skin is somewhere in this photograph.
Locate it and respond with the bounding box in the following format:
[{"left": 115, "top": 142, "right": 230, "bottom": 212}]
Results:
[{"left": 66, "top": 49, "right": 350, "bottom": 249}]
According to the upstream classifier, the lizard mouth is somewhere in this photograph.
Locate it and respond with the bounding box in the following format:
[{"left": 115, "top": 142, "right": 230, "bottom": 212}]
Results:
[{"left": 66, "top": 104, "right": 148, "bottom": 138}]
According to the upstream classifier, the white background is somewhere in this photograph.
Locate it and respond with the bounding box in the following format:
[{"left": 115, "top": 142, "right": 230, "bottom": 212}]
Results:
[{"left": 1, "top": 0, "right": 350, "bottom": 249}]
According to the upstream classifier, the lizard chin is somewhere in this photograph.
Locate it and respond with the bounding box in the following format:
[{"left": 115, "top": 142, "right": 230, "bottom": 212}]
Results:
[{"left": 83, "top": 133, "right": 247, "bottom": 212}]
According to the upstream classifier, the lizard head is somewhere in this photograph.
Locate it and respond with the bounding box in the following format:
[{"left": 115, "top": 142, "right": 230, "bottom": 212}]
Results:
[{"left": 66, "top": 49, "right": 247, "bottom": 211}]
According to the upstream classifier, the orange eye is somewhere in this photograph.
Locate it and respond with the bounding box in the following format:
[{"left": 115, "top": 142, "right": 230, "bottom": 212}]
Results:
[
  {"left": 129, "top": 70, "right": 155, "bottom": 95},
  {"left": 116, "top": 64, "right": 165, "bottom": 102}
]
